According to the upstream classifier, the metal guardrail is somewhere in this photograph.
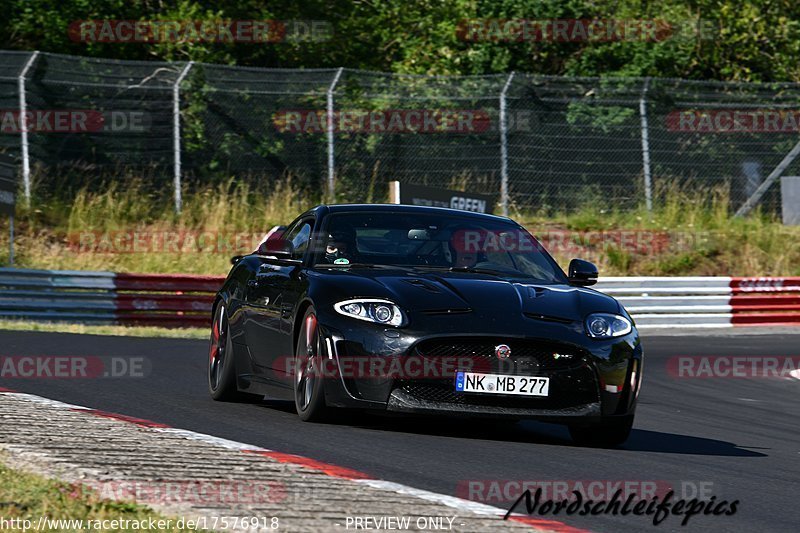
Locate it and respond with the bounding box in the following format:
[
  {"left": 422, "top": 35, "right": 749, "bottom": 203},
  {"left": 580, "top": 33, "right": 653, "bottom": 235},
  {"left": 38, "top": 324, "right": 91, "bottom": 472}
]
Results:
[
  {"left": 0, "top": 269, "right": 798, "bottom": 329},
  {"left": 0, "top": 268, "right": 117, "bottom": 322}
]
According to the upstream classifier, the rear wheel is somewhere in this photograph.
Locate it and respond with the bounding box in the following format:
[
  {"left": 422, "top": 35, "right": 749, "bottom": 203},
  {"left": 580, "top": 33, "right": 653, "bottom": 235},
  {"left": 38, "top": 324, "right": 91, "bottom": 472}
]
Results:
[
  {"left": 208, "top": 303, "right": 241, "bottom": 401},
  {"left": 294, "top": 307, "right": 330, "bottom": 422},
  {"left": 568, "top": 415, "right": 634, "bottom": 448}
]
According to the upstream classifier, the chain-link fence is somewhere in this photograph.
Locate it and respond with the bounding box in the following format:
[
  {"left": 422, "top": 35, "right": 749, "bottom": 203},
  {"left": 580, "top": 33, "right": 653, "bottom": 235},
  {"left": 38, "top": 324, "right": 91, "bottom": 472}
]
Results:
[{"left": 2, "top": 49, "right": 800, "bottom": 215}]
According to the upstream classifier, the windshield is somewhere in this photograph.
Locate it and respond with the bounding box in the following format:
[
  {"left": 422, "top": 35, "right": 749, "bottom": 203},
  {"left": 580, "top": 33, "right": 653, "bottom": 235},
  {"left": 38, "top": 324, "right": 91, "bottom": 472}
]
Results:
[{"left": 315, "top": 212, "right": 568, "bottom": 283}]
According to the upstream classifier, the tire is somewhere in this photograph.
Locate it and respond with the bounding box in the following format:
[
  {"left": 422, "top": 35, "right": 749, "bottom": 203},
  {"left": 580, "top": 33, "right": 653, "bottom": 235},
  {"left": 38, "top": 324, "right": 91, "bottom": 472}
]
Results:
[
  {"left": 208, "top": 302, "right": 243, "bottom": 401},
  {"left": 568, "top": 415, "right": 634, "bottom": 448},
  {"left": 294, "top": 306, "right": 330, "bottom": 422}
]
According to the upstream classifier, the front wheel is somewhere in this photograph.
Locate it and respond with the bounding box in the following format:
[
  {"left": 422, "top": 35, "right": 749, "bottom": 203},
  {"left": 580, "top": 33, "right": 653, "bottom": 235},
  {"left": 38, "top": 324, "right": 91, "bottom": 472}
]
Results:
[
  {"left": 294, "top": 307, "right": 330, "bottom": 422},
  {"left": 568, "top": 415, "right": 634, "bottom": 448}
]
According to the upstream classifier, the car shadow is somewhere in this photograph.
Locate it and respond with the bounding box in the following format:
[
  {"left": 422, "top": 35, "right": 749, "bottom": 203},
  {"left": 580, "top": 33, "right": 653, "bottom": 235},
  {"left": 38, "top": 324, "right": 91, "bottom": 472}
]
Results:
[
  {"left": 255, "top": 399, "right": 767, "bottom": 458},
  {"left": 620, "top": 428, "right": 768, "bottom": 457},
  {"left": 343, "top": 412, "right": 768, "bottom": 458}
]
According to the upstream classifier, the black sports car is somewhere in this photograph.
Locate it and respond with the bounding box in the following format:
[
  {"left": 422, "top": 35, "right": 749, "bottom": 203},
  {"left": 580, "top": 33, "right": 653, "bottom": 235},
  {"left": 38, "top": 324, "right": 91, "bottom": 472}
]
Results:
[{"left": 208, "top": 204, "right": 643, "bottom": 447}]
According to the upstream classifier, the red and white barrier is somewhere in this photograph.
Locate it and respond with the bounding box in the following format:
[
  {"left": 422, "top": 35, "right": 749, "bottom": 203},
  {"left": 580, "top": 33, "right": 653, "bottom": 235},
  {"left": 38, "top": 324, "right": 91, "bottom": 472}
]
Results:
[
  {"left": 598, "top": 276, "right": 800, "bottom": 328},
  {"left": 1, "top": 269, "right": 799, "bottom": 329},
  {"left": 113, "top": 273, "right": 224, "bottom": 327},
  {"left": 0, "top": 268, "right": 224, "bottom": 327}
]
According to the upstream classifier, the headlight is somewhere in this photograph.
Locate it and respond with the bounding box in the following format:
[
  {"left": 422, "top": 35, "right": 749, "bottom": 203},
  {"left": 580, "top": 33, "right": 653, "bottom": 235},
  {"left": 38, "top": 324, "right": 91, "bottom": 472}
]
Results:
[
  {"left": 334, "top": 299, "right": 406, "bottom": 327},
  {"left": 585, "top": 313, "right": 632, "bottom": 338}
]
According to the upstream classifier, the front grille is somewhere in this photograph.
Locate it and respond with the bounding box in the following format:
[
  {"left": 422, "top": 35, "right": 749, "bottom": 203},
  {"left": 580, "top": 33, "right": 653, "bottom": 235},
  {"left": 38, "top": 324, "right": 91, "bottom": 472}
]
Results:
[
  {"left": 413, "top": 337, "right": 588, "bottom": 376},
  {"left": 396, "top": 337, "right": 600, "bottom": 411}
]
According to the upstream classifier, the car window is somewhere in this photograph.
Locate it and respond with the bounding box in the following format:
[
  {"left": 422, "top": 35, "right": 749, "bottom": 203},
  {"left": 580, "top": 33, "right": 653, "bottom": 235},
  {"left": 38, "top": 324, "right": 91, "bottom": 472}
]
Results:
[
  {"left": 287, "top": 221, "right": 312, "bottom": 260},
  {"left": 316, "top": 212, "right": 568, "bottom": 283}
]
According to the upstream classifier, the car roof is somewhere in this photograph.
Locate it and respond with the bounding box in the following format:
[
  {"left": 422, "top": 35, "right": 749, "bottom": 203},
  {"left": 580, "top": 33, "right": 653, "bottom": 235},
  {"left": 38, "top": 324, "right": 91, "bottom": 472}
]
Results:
[{"left": 315, "top": 203, "right": 512, "bottom": 223}]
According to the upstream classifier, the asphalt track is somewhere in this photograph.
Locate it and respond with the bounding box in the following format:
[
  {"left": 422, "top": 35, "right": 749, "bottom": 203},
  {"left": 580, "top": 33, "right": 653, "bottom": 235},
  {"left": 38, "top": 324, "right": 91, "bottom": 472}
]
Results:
[{"left": 1, "top": 330, "right": 798, "bottom": 533}]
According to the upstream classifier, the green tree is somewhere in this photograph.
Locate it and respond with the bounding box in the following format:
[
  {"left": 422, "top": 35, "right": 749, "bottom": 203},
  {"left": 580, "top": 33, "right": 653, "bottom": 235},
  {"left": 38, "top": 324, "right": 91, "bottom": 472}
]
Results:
[{"left": 4, "top": 0, "right": 800, "bottom": 81}]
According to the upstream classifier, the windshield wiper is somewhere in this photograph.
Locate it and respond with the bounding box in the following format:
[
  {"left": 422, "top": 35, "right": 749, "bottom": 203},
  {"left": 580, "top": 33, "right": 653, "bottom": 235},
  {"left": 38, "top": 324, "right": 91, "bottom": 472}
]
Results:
[
  {"left": 447, "top": 266, "right": 511, "bottom": 276},
  {"left": 316, "top": 263, "right": 383, "bottom": 269},
  {"left": 414, "top": 265, "right": 515, "bottom": 276}
]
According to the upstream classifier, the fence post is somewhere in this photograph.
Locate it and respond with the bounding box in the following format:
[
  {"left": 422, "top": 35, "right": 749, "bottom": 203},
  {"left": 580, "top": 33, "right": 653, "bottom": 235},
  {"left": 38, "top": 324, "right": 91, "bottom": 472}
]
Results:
[
  {"left": 8, "top": 214, "right": 13, "bottom": 267},
  {"left": 172, "top": 61, "right": 194, "bottom": 214},
  {"left": 499, "top": 71, "right": 515, "bottom": 217},
  {"left": 639, "top": 77, "right": 653, "bottom": 212},
  {"left": 735, "top": 139, "right": 800, "bottom": 217},
  {"left": 326, "top": 68, "right": 344, "bottom": 202},
  {"left": 18, "top": 51, "right": 40, "bottom": 208}
]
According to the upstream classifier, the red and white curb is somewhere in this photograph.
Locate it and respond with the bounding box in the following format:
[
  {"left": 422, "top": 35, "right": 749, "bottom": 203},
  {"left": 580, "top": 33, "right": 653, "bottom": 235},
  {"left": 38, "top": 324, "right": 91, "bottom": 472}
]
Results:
[{"left": 0, "top": 388, "right": 587, "bottom": 533}]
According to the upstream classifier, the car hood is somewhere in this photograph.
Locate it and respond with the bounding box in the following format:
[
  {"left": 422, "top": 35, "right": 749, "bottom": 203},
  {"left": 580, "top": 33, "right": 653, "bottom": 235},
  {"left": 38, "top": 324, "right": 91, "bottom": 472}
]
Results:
[{"left": 313, "top": 268, "right": 621, "bottom": 321}]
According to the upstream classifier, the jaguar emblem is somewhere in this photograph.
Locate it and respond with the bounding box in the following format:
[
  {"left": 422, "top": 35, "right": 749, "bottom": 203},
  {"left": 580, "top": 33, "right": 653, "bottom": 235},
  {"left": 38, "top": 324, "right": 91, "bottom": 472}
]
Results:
[{"left": 495, "top": 344, "right": 511, "bottom": 359}]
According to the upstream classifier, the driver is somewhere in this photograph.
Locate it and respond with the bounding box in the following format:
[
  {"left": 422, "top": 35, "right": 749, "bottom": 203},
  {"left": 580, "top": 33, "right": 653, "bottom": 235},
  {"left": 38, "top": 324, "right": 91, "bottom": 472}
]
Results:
[
  {"left": 448, "top": 227, "right": 484, "bottom": 268},
  {"left": 324, "top": 226, "right": 357, "bottom": 263}
]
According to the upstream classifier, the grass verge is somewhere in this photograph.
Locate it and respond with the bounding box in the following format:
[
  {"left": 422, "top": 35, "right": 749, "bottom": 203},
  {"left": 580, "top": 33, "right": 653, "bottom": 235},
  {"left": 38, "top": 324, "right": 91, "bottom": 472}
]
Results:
[
  {"left": 0, "top": 460, "right": 202, "bottom": 532},
  {"left": 514, "top": 185, "right": 800, "bottom": 276},
  {"left": 0, "top": 320, "right": 208, "bottom": 339},
  {"left": 1, "top": 179, "right": 798, "bottom": 277}
]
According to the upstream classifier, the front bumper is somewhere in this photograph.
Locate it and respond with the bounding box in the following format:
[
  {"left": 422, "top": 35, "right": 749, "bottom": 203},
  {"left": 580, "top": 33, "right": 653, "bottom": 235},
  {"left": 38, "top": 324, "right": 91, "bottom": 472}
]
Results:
[
  {"left": 319, "top": 320, "right": 643, "bottom": 421},
  {"left": 387, "top": 387, "right": 601, "bottom": 421}
]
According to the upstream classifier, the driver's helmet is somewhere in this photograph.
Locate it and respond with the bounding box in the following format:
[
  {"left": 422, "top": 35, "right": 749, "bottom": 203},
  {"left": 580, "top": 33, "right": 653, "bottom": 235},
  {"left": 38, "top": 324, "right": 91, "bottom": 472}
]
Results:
[
  {"left": 325, "top": 226, "right": 357, "bottom": 263},
  {"left": 447, "top": 227, "right": 486, "bottom": 268}
]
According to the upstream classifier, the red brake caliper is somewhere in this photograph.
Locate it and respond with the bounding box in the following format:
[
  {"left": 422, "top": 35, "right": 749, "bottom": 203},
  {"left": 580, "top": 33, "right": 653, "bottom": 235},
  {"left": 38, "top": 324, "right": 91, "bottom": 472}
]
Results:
[
  {"left": 305, "top": 314, "right": 317, "bottom": 351},
  {"left": 209, "top": 316, "right": 220, "bottom": 362},
  {"left": 302, "top": 314, "right": 318, "bottom": 380}
]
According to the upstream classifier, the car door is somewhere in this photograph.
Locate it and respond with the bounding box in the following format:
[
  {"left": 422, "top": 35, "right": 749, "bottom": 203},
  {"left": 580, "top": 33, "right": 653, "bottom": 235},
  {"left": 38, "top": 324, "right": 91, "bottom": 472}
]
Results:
[{"left": 244, "top": 218, "right": 313, "bottom": 381}]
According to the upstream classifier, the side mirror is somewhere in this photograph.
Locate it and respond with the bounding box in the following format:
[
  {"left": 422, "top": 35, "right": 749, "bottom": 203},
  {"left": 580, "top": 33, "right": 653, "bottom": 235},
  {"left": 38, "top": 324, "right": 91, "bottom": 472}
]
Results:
[
  {"left": 262, "top": 239, "right": 295, "bottom": 259},
  {"left": 255, "top": 225, "right": 287, "bottom": 255},
  {"left": 568, "top": 259, "right": 598, "bottom": 286}
]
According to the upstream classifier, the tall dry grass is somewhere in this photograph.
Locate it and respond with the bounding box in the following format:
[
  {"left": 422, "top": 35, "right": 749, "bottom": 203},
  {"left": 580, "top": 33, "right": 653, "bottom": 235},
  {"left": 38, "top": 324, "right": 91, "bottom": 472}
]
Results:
[
  {"left": 2, "top": 178, "right": 315, "bottom": 274},
  {"left": 517, "top": 184, "right": 800, "bottom": 277},
  {"left": 1, "top": 180, "right": 798, "bottom": 276}
]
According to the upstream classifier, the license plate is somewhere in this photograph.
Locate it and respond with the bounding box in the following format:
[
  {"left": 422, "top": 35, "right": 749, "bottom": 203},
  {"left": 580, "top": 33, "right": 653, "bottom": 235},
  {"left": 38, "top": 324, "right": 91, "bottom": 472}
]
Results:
[{"left": 455, "top": 372, "right": 549, "bottom": 397}]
